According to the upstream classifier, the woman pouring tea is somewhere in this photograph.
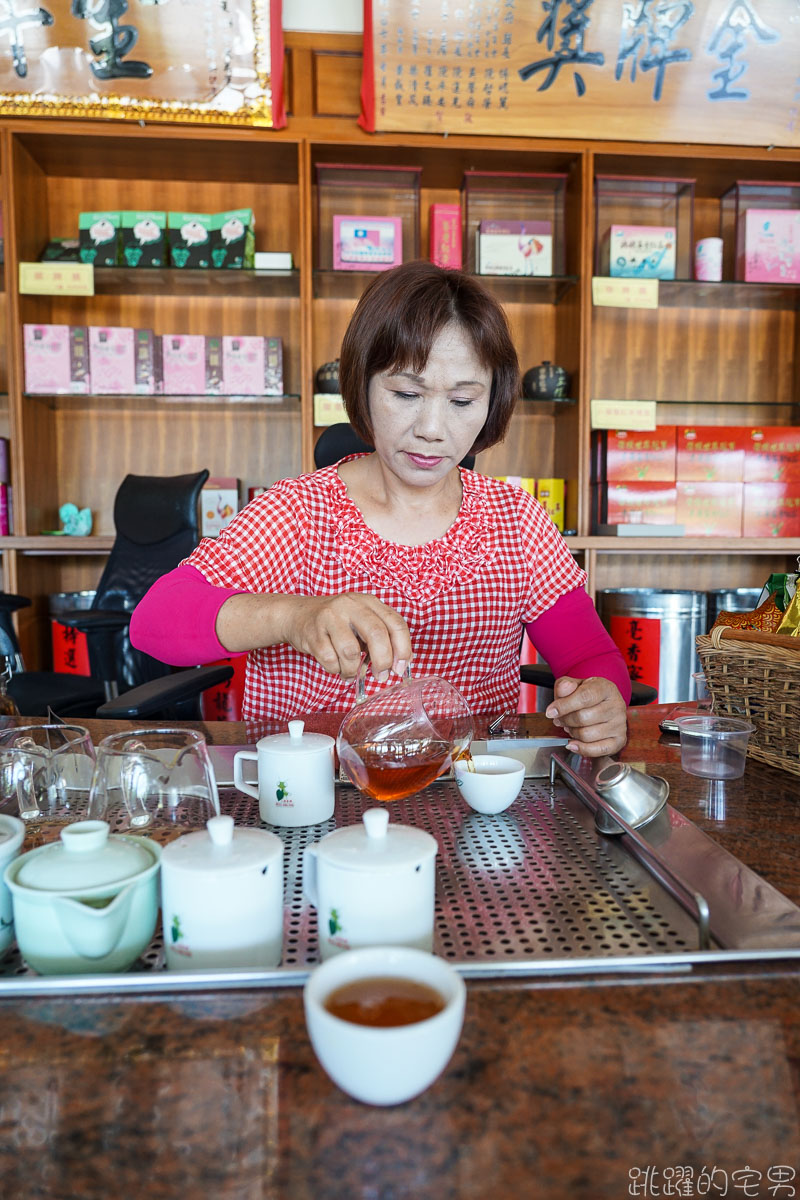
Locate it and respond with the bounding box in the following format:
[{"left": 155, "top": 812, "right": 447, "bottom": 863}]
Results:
[{"left": 131, "top": 261, "right": 630, "bottom": 757}]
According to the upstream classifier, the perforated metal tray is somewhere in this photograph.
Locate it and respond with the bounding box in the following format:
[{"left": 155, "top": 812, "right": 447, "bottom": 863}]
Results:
[{"left": 2, "top": 763, "right": 799, "bottom": 996}]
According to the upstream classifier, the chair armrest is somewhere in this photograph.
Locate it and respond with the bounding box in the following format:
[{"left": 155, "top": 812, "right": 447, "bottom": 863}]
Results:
[
  {"left": 95, "top": 665, "right": 234, "bottom": 719},
  {"left": 520, "top": 664, "right": 657, "bottom": 707},
  {"left": 0, "top": 593, "right": 32, "bottom": 615},
  {"left": 57, "top": 610, "right": 131, "bottom": 634}
]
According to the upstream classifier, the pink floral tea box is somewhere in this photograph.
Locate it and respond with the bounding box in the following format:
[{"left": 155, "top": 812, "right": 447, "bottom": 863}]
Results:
[
  {"left": 88, "top": 326, "right": 137, "bottom": 394},
  {"left": 161, "top": 334, "right": 207, "bottom": 395},
  {"left": 741, "top": 209, "right": 800, "bottom": 284},
  {"left": 23, "top": 324, "right": 91, "bottom": 394},
  {"left": 221, "top": 336, "right": 283, "bottom": 395}
]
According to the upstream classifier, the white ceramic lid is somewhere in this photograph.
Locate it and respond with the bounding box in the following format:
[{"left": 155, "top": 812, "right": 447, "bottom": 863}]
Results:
[
  {"left": 317, "top": 808, "right": 437, "bottom": 873},
  {"left": 161, "top": 815, "right": 283, "bottom": 874},
  {"left": 15, "top": 820, "right": 156, "bottom": 892},
  {"left": 258, "top": 719, "right": 334, "bottom": 756}
]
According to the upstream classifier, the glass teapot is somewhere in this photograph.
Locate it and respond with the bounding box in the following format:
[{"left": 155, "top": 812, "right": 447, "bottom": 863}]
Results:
[{"left": 336, "top": 660, "right": 473, "bottom": 803}]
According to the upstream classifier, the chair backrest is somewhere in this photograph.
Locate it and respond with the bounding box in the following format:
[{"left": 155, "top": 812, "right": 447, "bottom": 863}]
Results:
[
  {"left": 94, "top": 470, "right": 209, "bottom": 690},
  {"left": 314, "top": 422, "right": 476, "bottom": 471}
]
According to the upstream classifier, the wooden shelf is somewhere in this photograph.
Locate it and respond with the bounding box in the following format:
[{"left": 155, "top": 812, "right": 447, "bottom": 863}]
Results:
[
  {"left": 25, "top": 393, "right": 301, "bottom": 413},
  {"left": 88, "top": 267, "right": 300, "bottom": 299},
  {"left": 0, "top": 537, "right": 114, "bottom": 553},
  {"left": 2, "top": 87, "right": 799, "bottom": 663},
  {"left": 568, "top": 537, "right": 800, "bottom": 553}
]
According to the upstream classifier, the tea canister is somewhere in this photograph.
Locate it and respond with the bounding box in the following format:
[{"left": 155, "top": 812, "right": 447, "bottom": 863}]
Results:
[
  {"left": 160, "top": 815, "right": 284, "bottom": 970},
  {"left": 303, "top": 807, "right": 437, "bottom": 960},
  {"left": 521, "top": 360, "right": 570, "bottom": 401}
]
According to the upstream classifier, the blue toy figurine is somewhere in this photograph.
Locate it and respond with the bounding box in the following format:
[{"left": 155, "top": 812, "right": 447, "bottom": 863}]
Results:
[{"left": 59, "top": 503, "right": 93, "bottom": 537}]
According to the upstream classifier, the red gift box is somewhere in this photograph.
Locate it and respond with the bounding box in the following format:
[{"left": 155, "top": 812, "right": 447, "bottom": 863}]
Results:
[
  {"left": 429, "top": 203, "right": 462, "bottom": 269},
  {"left": 676, "top": 482, "right": 743, "bottom": 536},
  {"left": 598, "top": 481, "right": 677, "bottom": 526},
  {"left": 676, "top": 426, "right": 747, "bottom": 482},
  {"left": 744, "top": 426, "right": 800, "bottom": 483},
  {"left": 592, "top": 427, "right": 676, "bottom": 482},
  {"left": 743, "top": 482, "right": 800, "bottom": 537}
]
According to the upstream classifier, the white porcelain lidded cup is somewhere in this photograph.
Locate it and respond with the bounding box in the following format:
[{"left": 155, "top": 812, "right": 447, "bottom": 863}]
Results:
[
  {"left": 303, "top": 807, "right": 438, "bottom": 960},
  {"left": 233, "top": 720, "right": 335, "bottom": 827},
  {"left": 160, "top": 814, "right": 284, "bottom": 970}
]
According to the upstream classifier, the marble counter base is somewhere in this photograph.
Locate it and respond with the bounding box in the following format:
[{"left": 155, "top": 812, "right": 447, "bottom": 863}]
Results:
[{"left": 1, "top": 963, "right": 798, "bottom": 1200}]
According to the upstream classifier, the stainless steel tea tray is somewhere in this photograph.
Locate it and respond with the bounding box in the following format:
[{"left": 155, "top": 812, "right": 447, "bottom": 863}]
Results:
[{"left": 2, "top": 748, "right": 799, "bottom": 996}]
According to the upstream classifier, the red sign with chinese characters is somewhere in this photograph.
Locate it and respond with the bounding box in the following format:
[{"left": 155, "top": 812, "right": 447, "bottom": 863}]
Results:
[{"left": 609, "top": 615, "right": 660, "bottom": 693}]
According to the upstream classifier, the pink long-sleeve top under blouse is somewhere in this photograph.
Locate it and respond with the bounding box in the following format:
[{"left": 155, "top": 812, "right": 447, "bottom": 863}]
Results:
[{"left": 130, "top": 463, "right": 631, "bottom": 722}]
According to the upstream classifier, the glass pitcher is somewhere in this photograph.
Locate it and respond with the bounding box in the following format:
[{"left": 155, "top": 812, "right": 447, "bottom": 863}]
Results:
[{"left": 336, "top": 661, "right": 473, "bottom": 803}]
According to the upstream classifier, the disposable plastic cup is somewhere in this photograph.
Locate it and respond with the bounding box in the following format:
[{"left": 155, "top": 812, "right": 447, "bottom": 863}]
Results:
[{"left": 675, "top": 715, "right": 754, "bottom": 780}]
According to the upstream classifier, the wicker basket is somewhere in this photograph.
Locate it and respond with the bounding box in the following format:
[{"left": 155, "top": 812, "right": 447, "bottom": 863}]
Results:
[{"left": 695, "top": 626, "right": 800, "bottom": 776}]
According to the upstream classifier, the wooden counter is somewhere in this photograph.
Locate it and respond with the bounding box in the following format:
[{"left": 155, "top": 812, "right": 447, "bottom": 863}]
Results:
[{"left": 0, "top": 707, "right": 798, "bottom": 1200}]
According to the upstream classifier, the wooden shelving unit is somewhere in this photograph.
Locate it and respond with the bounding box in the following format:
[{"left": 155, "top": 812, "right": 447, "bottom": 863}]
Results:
[{"left": 0, "top": 30, "right": 797, "bottom": 668}]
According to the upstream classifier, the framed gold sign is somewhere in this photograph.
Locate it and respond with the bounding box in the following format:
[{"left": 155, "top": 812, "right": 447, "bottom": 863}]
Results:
[
  {"left": 0, "top": 0, "right": 284, "bottom": 127},
  {"left": 360, "top": 0, "right": 800, "bottom": 149}
]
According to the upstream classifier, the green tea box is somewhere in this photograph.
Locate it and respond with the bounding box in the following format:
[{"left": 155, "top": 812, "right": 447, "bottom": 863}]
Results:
[
  {"left": 121, "top": 211, "right": 166, "bottom": 267},
  {"left": 78, "top": 211, "right": 121, "bottom": 266},
  {"left": 167, "top": 212, "right": 212, "bottom": 268},
  {"left": 210, "top": 208, "right": 255, "bottom": 269}
]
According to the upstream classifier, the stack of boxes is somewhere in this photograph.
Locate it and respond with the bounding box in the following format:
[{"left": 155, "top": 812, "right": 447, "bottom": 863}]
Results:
[
  {"left": 592, "top": 425, "right": 800, "bottom": 537},
  {"left": 77, "top": 209, "right": 256, "bottom": 270},
  {"left": 495, "top": 476, "right": 566, "bottom": 532},
  {"left": 23, "top": 325, "right": 284, "bottom": 398}
]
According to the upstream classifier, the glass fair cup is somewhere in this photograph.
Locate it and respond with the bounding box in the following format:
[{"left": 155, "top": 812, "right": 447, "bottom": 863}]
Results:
[
  {"left": 87, "top": 728, "right": 220, "bottom": 833},
  {"left": 337, "top": 661, "right": 473, "bottom": 804},
  {"left": 0, "top": 723, "right": 96, "bottom": 823}
]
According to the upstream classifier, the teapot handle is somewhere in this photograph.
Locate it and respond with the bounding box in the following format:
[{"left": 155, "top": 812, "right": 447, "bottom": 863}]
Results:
[{"left": 354, "top": 653, "right": 412, "bottom": 704}]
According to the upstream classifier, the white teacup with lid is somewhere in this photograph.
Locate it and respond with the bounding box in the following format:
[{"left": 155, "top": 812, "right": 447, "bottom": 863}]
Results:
[
  {"left": 303, "top": 807, "right": 438, "bottom": 960},
  {"left": 160, "top": 814, "right": 284, "bottom": 970},
  {"left": 234, "top": 720, "right": 335, "bottom": 827}
]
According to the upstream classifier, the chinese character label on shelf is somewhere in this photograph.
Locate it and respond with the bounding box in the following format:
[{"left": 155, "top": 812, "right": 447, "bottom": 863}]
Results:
[{"left": 592, "top": 277, "right": 659, "bottom": 308}]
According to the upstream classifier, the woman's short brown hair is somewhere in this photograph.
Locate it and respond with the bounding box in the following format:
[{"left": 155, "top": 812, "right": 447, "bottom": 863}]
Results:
[{"left": 339, "top": 260, "right": 520, "bottom": 454}]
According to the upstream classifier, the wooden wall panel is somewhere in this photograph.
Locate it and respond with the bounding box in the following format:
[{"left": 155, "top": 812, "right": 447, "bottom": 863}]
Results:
[{"left": 312, "top": 51, "right": 362, "bottom": 119}]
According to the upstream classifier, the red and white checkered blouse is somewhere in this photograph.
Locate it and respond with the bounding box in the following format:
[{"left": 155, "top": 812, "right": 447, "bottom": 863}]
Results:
[{"left": 185, "top": 461, "right": 586, "bottom": 722}]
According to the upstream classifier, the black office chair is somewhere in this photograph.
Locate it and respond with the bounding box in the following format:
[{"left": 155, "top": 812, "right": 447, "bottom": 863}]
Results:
[
  {"left": 314, "top": 422, "right": 476, "bottom": 471},
  {"left": 0, "top": 471, "right": 232, "bottom": 720}
]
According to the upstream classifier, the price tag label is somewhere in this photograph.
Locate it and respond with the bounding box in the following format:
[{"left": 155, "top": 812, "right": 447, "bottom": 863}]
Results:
[
  {"left": 592, "top": 276, "right": 658, "bottom": 309},
  {"left": 19, "top": 262, "right": 94, "bottom": 296},
  {"left": 591, "top": 399, "right": 657, "bottom": 430},
  {"left": 313, "top": 393, "right": 346, "bottom": 426}
]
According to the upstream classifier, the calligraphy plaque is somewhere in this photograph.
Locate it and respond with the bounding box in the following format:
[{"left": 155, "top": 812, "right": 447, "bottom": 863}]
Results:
[
  {"left": 361, "top": 0, "right": 800, "bottom": 148},
  {"left": 0, "top": 0, "right": 283, "bottom": 127}
]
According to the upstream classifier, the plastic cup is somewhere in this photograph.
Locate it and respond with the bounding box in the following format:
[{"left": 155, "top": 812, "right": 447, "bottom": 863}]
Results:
[
  {"left": 675, "top": 715, "right": 754, "bottom": 780},
  {"left": 692, "top": 671, "right": 712, "bottom": 712}
]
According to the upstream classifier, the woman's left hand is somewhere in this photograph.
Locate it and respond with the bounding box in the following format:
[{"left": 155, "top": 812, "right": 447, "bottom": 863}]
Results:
[{"left": 545, "top": 676, "right": 628, "bottom": 758}]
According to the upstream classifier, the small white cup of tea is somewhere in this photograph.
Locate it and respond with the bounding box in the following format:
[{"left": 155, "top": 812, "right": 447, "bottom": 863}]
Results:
[
  {"left": 303, "top": 945, "right": 466, "bottom": 1106},
  {"left": 453, "top": 754, "right": 525, "bottom": 814}
]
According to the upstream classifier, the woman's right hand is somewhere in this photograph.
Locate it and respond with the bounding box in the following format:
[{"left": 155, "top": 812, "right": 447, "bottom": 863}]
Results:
[{"left": 283, "top": 592, "right": 412, "bottom": 681}]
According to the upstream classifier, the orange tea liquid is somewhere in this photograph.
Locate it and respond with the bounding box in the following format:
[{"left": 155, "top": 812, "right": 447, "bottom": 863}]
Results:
[{"left": 339, "top": 739, "right": 453, "bottom": 802}]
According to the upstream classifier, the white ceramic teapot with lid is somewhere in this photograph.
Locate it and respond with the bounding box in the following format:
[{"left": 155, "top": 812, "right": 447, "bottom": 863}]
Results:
[
  {"left": 234, "top": 719, "right": 335, "bottom": 827},
  {"left": 160, "top": 814, "right": 284, "bottom": 970},
  {"left": 303, "top": 807, "right": 437, "bottom": 960}
]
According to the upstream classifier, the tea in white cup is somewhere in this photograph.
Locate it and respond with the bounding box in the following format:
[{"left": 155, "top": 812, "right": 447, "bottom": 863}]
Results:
[{"left": 303, "top": 945, "right": 465, "bottom": 1106}]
